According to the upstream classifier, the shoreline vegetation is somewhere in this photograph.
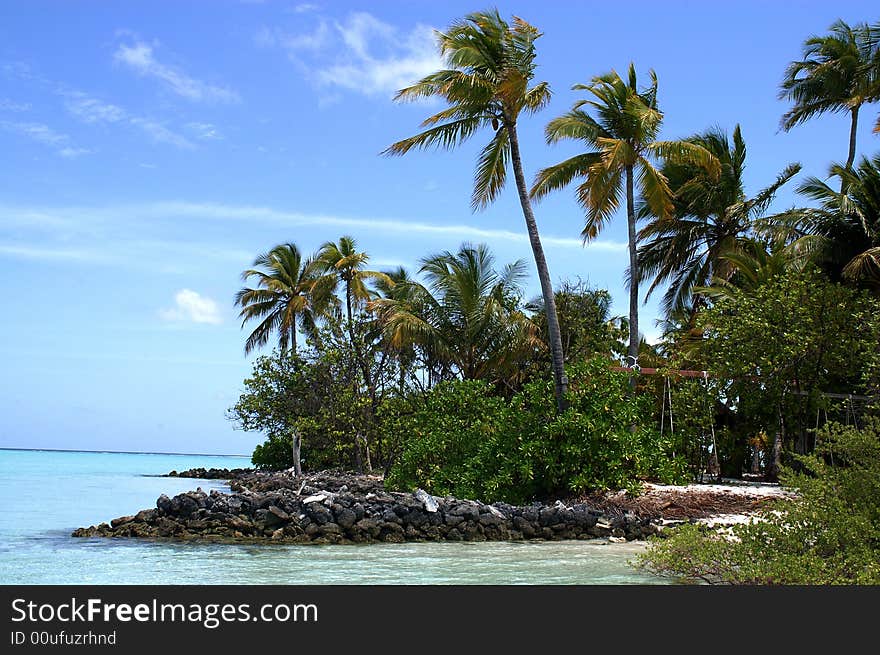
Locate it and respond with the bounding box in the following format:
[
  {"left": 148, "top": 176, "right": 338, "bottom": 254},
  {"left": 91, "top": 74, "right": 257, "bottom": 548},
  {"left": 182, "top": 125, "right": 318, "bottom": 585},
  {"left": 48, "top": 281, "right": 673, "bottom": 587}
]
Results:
[
  {"left": 67, "top": 13, "right": 880, "bottom": 585},
  {"left": 211, "top": 12, "right": 880, "bottom": 584}
]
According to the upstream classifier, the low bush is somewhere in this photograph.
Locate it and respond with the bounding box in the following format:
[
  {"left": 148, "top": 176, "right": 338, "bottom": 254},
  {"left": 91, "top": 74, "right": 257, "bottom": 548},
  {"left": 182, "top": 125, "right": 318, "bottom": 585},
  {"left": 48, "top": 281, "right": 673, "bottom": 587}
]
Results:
[
  {"left": 385, "top": 357, "right": 690, "bottom": 503},
  {"left": 637, "top": 419, "right": 880, "bottom": 584}
]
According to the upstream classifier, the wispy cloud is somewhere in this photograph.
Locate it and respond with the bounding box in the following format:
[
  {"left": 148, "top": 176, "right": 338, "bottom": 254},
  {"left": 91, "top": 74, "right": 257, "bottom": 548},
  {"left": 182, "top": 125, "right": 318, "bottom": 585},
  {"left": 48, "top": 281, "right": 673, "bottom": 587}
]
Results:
[
  {"left": 114, "top": 40, "right": 240, "bottom": 104},
  {"left": 63, "top": 91, "right": 126, "bottom": 124},
  {"left": 130, "top": 117, "right": 195, "bottom": 149},
  {"left": 259, "top": 11, "right": 443, "bottom": 98},
  {"left": 0, "top": 201, "right": 627, "bottom": 254},
  {"left": 61, "top": 89, "right": 194, "bottom": 149},
  {"left": 0, "top": 120, "right": 90, "bottom": 157},
  {"left": 255, "top": 22, "right": 330, "bottom": 52},
  {"left": 0, "top": 243, "right": 110, "bottom": 262},
  {"left": 140, "top": 201, "right": 626, "bottom": 251},
  {"left": 159, "top": 289, "right": 223, "bottom": 325},
  {"left": 0, "top": 98, "right": 30, "bottom": 112},
  {"left": 186, "top": 121, "right": 222, "bottom": 140}
]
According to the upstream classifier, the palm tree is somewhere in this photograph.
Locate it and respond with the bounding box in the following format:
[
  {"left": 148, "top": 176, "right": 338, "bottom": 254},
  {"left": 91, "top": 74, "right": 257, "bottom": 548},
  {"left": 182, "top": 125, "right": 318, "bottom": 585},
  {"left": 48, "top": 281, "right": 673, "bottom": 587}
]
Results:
[
  {"left": 382, "top": 10, "right": 569, "bottom": 412},
  {"left": 636, "top": 125, "right": 801, "bottom": 316},
  {"left": 315, "top": 236, "right": 392, "bottom": 405},
  {"left": 315, "top": 236, "right": 389, "bottom": 328},
  {"left": 234, "top": 243, "right": 320, "bottom": 355},
  {"left": 774, "top": 155, "right": 880, "bottom": 290},
  {"left": 371, "top": 243, "right": 540, "bottom": 388},
  {"left": 779, "top": 19, "right": 880, "bottom": 175},
  {"left": 531, "top": 64, "right": 719, "bottom": 365},
  {"left": 694, "top": 239, "right": 802, "bottom": 304}
]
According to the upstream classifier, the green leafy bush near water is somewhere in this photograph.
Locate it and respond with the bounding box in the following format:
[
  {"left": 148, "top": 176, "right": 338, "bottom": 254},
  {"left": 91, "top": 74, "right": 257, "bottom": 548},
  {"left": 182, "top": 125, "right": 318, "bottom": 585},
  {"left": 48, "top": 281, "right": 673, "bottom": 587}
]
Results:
[
  {"left": 637, "top": 420, "right": 880, "bottom": 584},
  {"left": 385, "top": 357, "right": 690, "bottom": 504}
]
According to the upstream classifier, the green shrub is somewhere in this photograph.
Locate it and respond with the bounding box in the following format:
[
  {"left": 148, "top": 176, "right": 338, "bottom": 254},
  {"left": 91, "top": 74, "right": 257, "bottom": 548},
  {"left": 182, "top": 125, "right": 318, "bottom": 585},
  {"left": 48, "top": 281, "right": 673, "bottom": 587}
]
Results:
[
  {"left": 383, "top": 379, "right": 507, "bottom": 499},
  {"left": 251, "top": 433, "right": 293, "bottom": 470},
  {"left": 637, "top": 419, "right": 880, "bottom": 584},
  {"left": 386, "top": 357, "right": 690, "bottom": 503}
]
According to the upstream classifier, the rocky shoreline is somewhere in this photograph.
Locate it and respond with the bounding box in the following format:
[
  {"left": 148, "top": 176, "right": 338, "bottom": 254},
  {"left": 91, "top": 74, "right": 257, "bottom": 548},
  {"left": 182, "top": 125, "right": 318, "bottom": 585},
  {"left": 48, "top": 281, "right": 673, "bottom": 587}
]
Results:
[{"left": 72, "top": 470, "right": 662, "bottom": 544}]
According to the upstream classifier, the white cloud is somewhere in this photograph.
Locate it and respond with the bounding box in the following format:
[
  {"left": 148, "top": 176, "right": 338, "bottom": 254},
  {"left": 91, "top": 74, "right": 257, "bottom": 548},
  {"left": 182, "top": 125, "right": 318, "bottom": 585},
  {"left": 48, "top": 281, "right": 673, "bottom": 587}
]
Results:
[
  {"left": 0, "top": 98, "right": 30, "bottom": 112},
  {"left": 144, "top": 201, "right": 626, "bottom": 252},
  {"left": 186, "top": 122, "right": 222, "bottom": 140},
  {"left": 60, "top": 89, "right": 194, "bottom": 149},
  {"left": 0, "top": 243, "right": 110, "bottom": 262},
  {"left": 0, "top": 200, "right": 628, "bottom": 255},
  {"left": 114, "top": 40, "right": 240, "bottom": 104},
  {"left": 159, "top": 289, "right": 223, "bottom": 325},
  {"left": 58, "top": 147, "right": 92, "bottom": 158},
  {"left": 130, "top": 117, "right": 195, "bottom": 149},
  {"left": 255, "top": 22, "right": 330, "bottom": 52},
  {"left": 293, "top": 3, "right": 320, "bottom": 13},
  {"left": 1, "top": 120, "right": 66, "bottom": 145},
  {"left": 63, "top": 92, "right": 126, "bottom": 124},
  {"left": 260, "top": 11, "right": 443, "bottom": 98},
  {"left": 0, "top": 120, "right": 90, "bottom": 157}
]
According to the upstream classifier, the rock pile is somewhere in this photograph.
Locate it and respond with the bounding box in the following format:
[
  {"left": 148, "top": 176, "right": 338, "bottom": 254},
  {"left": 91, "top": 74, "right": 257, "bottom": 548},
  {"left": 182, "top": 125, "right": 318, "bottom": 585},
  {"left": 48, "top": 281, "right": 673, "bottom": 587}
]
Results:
[{"left": 73, "top": 471, "right": 659, "bottom": 544}]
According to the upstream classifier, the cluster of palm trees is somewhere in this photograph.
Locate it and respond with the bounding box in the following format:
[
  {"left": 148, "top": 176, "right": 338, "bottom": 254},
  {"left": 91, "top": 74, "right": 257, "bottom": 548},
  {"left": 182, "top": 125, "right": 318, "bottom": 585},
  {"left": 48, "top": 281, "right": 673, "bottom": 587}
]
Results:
[
  {"left": 384, "top": 11, "right": 880, "bottom": 382},
  {"left": 237, "top": 11, "right": 880, "bottom": 414},
  {"left": 235, "top": 235, "right": 544, "bottom": 393}
]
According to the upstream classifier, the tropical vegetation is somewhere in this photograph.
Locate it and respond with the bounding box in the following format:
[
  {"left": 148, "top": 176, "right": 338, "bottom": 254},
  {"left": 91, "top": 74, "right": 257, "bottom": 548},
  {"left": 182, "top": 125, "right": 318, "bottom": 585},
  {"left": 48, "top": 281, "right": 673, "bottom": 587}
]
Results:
[{"left": 225, "top": 11, "right": 880, "bottom": 583}]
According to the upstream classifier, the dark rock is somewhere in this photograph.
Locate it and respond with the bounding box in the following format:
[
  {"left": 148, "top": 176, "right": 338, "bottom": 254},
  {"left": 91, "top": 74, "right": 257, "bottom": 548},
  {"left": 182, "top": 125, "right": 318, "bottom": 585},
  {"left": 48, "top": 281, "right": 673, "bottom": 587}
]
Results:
[{"left": 335, "top": 507, "right": 357, "bottom": 529}]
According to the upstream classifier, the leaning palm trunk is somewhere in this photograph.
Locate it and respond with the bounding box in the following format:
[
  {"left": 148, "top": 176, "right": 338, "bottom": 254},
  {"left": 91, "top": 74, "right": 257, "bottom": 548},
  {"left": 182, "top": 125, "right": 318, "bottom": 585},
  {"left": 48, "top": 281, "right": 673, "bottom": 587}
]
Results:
[
  {"left": 507, "top": 120, "right": 569, "bottom": 411},
  {"left": 625, "top": 164, "right": 639, "bottom": 366}
]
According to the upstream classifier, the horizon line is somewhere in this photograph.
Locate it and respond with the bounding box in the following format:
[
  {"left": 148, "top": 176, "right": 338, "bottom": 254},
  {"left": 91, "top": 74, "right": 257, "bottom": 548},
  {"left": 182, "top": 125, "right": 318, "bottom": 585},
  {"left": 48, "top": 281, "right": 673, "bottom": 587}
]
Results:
[{"left": 0, "top": 446, "right": 250, "bottom": 458}]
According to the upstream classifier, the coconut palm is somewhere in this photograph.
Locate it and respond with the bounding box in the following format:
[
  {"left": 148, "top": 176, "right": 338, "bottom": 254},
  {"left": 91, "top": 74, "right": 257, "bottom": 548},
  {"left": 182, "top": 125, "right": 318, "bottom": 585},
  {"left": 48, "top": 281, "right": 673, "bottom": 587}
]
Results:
[
  {"left": 371, "top": 243, "right": 540, "bottom": 387},
  {"left": 636, "top": 125, "right": 801, "bottom": 316},
  {"left": 382, "top": 10, "right": 569, "bottom": 411},
  {"left": 775, "top": 155, "right": 880, "bottom": 290},
  {"left": 234, "top": 243, "right": 321, "bottom": 355},
  {"left": 315, "top": 236, "right": 390, "bottom": 327},
  {"left": 531, "top": 64, "right": 719, "bottom": 364},
  {"left": 315, "top": 236, "right": 392, "bottom": 393},
  {"left": 692, "top": 238, "right": 809, "bottom": 312},
  {"left": 779, "top": 19, "right": 880, "bottom": 175}
]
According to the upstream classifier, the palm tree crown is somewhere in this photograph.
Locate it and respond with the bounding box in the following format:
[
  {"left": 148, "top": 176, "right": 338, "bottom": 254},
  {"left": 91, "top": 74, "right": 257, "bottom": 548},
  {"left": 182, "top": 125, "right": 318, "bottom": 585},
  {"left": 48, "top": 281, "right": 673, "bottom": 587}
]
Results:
[
  {"left": 779, "top": 154, "right": 880, "bottom": 290},
  {"left": 371, "top": 243, "right": 539, "bottom": 385},
  {"left": 636, "top": 125, "right": 801, "bottom": 315},
  {"left": 234, "top": 243, "right": 319, "bottom": 355},
  {"left": 315, "top": 235, "right": 390, "bottom": 324},
  {"left": 531, "top": 63, "right": 719, "bottom": 362},
  {"left": 779, "top": 19, "right": 880, "bottom": 172}
]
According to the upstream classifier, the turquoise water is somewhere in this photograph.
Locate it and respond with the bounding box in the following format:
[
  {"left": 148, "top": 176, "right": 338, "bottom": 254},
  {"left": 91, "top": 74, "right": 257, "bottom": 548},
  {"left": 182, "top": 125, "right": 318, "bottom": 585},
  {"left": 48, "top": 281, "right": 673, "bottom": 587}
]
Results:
[{"left": 0, "top": 450, "right": 667, "bottom": 585}]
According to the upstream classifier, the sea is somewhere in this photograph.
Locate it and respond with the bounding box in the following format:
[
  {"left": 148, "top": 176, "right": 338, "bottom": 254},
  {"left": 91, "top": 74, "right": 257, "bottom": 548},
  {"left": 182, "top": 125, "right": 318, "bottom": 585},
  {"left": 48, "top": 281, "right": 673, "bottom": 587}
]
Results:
[{"left": 0, "top": 449, "right": 669, "bottom": 585}]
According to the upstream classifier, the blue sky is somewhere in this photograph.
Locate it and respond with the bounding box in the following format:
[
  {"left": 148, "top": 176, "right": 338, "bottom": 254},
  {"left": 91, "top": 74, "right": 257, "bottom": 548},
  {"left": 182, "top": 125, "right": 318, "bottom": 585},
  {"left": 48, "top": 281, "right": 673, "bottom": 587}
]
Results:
[{"left": 1, "top": 1, "right": 878, "bottom": 454}]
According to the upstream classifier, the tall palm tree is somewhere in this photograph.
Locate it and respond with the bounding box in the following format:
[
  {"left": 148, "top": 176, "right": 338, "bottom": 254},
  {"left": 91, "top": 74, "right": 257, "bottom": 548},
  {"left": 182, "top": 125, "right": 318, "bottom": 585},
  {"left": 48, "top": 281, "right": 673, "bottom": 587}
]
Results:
[
  {"left": 315, "top": 236, "right": 389, "bottom": 327},
  {"left": 382, "top": 10, "right": 569, "bottom": 412},
  {"left": 636, "top": 125, "right": 801, "bottom": 316},
  {"left": 234, "top": 243, "right": 320, "bottom": 355},
  {"left": 779, "top": 19, "right": 880, "bottom": 175},
  {"left": 775, "top": 154, "right": 880, "bottom": 290},
  {"left": 371, "top": 243, "right": 540, "bottom": 387},
  {"left": 315, "top": 236, "right": 391, "bottom": 397},
  {"left": 531, "top": 64, "right": 719, "bottom": 365}
]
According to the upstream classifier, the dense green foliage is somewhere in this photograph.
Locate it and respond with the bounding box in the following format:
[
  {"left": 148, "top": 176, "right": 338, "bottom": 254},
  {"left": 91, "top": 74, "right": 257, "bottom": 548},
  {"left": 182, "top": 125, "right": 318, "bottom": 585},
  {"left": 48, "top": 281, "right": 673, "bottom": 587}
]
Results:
[
  {"left": 638, "top": 420, "right": 880, "bottom": 584},
  {"left": 386, "top": 357, "right": 689, "bottom": 503},
  {"left": 230, "top": 14, "right": 880, "bottom": 530},
  {"left": 698, "top": 268, "right": 880, "bottom": 477}
]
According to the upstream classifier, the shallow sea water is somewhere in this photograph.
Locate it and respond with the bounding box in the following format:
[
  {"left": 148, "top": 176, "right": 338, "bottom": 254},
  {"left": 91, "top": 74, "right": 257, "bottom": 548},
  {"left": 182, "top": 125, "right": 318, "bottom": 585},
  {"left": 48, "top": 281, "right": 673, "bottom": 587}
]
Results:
[{"left": 0, "top": 449, "right": 668, "bottom": 585}]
